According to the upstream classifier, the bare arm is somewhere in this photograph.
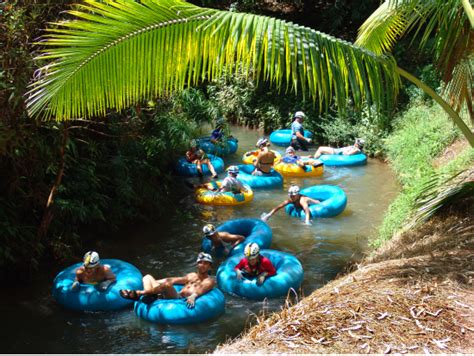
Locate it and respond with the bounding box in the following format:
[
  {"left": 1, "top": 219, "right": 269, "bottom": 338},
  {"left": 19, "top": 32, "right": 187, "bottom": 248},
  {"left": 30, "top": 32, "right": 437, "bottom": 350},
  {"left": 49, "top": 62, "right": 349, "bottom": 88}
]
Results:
[
  {"left": 295, "top": 131, "right": 306, "bottom": 140},
  {"left": 343, "top": 147, "right": 360, "bottom": 156},
  {"left": 266, "top": 199, "right": 291, "bottom": 219},
  {"left": 75, "top": 268, "right": 85, "bottom": 283},
  {"left": 103, "top": 265, "right": 116, "bottom": 282},
  {"left": 166, "top": 275, "right": 190, "bottom": 285},
  {"left": 220, "top": 232, "right": 245, "bottom": 246}
]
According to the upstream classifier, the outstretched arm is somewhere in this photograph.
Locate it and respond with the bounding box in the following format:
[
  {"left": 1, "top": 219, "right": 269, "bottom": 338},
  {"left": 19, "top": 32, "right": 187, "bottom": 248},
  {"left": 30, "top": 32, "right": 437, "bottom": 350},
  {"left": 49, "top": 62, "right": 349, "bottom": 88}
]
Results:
[
  {"left": 300, "top": 199, "right": 313, "bottom": 225},
  {"left": 265, "top": 200, "right": 290, "bottom": 220}
]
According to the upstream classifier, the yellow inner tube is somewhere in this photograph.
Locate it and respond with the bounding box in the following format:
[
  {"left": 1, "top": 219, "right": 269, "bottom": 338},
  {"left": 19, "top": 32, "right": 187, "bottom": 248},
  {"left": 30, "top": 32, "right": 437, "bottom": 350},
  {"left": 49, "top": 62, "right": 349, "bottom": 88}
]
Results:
[
  {"left": 195, "top": 181, "right": 254, "bottom": 206},
  {"left": 242, "top": 150, "right": 281, "bottom": 165},
  {"left": 274, "top": 161, "right": 324, "bottom": 177}
]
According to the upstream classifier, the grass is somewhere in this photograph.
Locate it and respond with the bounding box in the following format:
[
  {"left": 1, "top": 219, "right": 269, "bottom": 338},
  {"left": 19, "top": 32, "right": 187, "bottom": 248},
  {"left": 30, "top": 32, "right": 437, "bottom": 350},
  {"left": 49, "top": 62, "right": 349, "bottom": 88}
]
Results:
[{"left": 373, "top": 99, "right": 472, "bottom": 248}]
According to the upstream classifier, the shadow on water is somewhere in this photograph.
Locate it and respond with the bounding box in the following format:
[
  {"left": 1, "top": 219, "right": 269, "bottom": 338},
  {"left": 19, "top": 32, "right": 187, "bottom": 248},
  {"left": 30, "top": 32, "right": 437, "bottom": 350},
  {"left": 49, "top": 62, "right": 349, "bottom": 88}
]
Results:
[{"left": 0, "top": 126, "right": 399, "bottom": 353}]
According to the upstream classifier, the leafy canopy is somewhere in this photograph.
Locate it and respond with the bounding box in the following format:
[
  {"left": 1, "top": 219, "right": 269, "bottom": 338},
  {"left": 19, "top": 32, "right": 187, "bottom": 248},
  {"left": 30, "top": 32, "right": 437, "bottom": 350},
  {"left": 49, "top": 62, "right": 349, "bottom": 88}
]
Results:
[{"left": 27, "top": 0, "right": 400, "bottom": 120}]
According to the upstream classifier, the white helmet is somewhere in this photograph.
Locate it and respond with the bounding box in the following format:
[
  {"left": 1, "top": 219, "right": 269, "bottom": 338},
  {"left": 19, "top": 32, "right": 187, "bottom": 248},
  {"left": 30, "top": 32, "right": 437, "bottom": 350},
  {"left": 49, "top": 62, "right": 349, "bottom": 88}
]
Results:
[
  {"left": 256, "top": 138, "right": 269, "bottom": 148},
  {"left": 83, "top": 251, "right": 100, "bottom": 268},
  {"left": 288, "top": 185, "right": 300, "bottom": 196},
  {"left": 227, "top": 165, "right": 239, "bottom": 175},
  {"left": 203, "top": 224, "right": 216, "bottom": 236},
  {"left": 197, "top": 252, "right": 213, "bottom": 264},
  {"left": 285, "top": 146, "right": 295, "bottom": 154},
  {"left": 355, "top": 138, "right": 365, "bottom": 148},
  {"left": 294, "top": 111, "right": 305, "bottom": 119},
  {"left": 244, "top": 242, "right": 260, "bottom": 258}
]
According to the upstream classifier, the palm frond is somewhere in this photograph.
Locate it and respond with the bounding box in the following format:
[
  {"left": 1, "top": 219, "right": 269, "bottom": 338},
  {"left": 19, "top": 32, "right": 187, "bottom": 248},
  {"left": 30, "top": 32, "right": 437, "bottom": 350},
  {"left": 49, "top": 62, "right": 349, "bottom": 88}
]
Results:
[
  {"left": 410, "top": 168, "right": 474, "bottom": 227},
  {"left": 357, "top": 0, "right": 474, "bottom": 127},
  {"left": 26, "top": 0, "right": 400, "bottom": 120}
]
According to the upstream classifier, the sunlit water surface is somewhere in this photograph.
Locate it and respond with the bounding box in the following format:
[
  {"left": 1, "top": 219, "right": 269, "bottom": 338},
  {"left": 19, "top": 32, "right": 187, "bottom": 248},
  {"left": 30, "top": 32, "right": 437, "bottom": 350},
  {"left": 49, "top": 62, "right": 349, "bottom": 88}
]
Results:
[{"left": 1, "top": 126, "right": 398, "bottom": 353}]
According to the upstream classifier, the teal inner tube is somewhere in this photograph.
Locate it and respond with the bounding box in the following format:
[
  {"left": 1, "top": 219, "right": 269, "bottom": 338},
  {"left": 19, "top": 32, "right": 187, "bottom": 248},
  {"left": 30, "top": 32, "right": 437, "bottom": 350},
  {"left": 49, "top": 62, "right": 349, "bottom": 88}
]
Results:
[
  {"left": 198, "top": 137, "right": 238, "bottom": 156},
  {"left": 285, "top": 185, "right": 347, "bottom": 219},
  {"left": 319, "top": 153, "right": 367, "bottom": 166},
  {"left": 269, "top": 129, "right": 313, "bottom": 147},
  {"left": 134, "top": 285, "right": 225, "bottom": 324},
  {"left": 201, "top": 218, "right": 273, "bottom": 257},
  {"left": 235, "top": 164, "right": 283, "bottom": 189},
  {"left": 216, "top": 250, "right": 304, "bottom": 300},
  {"left": 174, "top": 154, "right": 224, "bottom": 177},
  {"left": 52, "top": 259, "right": 143, "bottom": 311}
]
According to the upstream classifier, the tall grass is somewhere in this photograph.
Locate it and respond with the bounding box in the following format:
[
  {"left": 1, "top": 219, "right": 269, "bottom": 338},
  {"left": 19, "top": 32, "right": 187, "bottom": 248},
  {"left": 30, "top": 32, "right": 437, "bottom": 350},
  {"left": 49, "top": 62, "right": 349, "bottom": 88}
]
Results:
[{"left": 373, "top": 99, "right": 472, "bottom": 247}]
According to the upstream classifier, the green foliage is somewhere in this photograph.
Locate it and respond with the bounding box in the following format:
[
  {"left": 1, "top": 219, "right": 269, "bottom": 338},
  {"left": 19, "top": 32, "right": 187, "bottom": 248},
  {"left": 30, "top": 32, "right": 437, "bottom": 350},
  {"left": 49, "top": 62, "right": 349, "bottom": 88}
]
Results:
[{"left": 373, "top": 99, "right": 470, "bottom": 247}]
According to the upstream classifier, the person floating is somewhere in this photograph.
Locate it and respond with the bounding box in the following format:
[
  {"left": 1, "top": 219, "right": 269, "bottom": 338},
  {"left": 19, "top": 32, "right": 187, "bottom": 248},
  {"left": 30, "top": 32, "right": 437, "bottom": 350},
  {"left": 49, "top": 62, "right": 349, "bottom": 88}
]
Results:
[
  {"left": 71, "top": 251, "right": 116, "bottom": 292},
  {"left": 203, "top": 223, "right": 245, "bottom": 255},
  {"left": 311, "top": 138, "right": 365, "bottom": 159},
  {"left": 290, "top": 111, "right": 312, "bottom": 151},
  {"left": 186, "top": 139, "right": 219, "bottom": 179},
  {"left": 251, "top": 138, "right": 277, "bottom": 176},
  {"left": 119, "top": 252, "right": 215, "bottom": 308},
  {"left": 234, "top": 243, "right": 276, "bottom": 286},
  {"left": 261, "top": 185, "right": 321, "bottom": 225},
  {"left": 282, "top": 146, "right": 323, "bottom": 169},
  {"left": 218, "top": 166, "right": 249, "bottom": 194},
  {"left": 210, "top": 117, "right": 226, "bottom": 144}
]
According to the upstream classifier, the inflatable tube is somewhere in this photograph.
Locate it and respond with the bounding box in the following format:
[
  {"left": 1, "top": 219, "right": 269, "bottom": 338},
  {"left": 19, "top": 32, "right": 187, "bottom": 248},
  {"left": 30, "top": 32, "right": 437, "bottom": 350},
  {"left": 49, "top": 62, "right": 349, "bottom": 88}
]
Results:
[
  {"left": 319, "top": 153, "right": 367, "bottom": 166},
  {"left": 269, "top": 129, "right": 313, "bottom": 147},
  {"left": 242, "top": 150, "right": 281, "bottom": 165},
  {"left": 195, "top": 181, "right": 253, "bottom": 206},
  {"left": 201, "top": 218, "right": 273, "bottom": 257},
  {"left": 285, "top": 185, "right": 347, "bottom": 219},
  {"left": 198, "top": 137, "right": 238, "bottom": 156},
  {"left": 52, "top": 259, "right": 143, "bottom": 311},
  {"left": 234, "top": 165, "right": 283, "bottom": 189},
  {"left": 134, "top": 285, "right": 225, "bottom": 325},
  {"left": 274, "top": 159, "right": 324, "bottom": 178},
  {"left": 174, "top": 154, "right": 224, "bottom": 177},
  {"left": 216, "top": 250, "right": 304, "bottom": 300}
]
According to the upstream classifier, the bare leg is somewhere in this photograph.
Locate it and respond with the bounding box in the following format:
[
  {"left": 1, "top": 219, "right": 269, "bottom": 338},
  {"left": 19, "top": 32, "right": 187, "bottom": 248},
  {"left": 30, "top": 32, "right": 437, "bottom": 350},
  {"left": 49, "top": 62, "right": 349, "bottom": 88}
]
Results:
[
  {"left": 203, "top": 159, "right": 217, "bottom": 177},
  {"left": 195, "top": 161, "right": 203, "bottom": 175},
  {"left": 313, "top": 146, "right": 336, "bottom": 159},
  {"left": 138, "top": 275, "right": 179, "bottom": 299}
]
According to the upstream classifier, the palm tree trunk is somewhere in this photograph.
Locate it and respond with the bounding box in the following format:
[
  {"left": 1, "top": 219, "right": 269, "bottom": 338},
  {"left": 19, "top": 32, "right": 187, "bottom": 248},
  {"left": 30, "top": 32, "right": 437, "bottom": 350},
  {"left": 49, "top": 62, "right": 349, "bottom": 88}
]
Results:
[
  {"left": 37, "top": 124, "right": 69, "bottom": 240},
  {"left": 396, "top": 66, "right": 474, "bottom": 147}
]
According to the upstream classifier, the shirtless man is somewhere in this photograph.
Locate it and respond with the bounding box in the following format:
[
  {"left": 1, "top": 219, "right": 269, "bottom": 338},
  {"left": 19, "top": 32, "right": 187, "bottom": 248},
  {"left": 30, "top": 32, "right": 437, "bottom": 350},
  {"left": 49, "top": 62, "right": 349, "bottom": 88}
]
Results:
[
  {"left": 261, "top": 185, "right": 321, "bottom": 225},
  {"left": 119, "top": 252, "right": 215, "bottom": 308},
  {"left": 311, "top": 138, "right": 364, "bottom": 159},
  {"left": 252, "top": 138, "right": 276, "bottom": 176},
  {"left": 72, "top": 251, "right": 116, "bottom": 292},
  {"left": 203, "top": 223, "right": 245, "bottom": 255}
]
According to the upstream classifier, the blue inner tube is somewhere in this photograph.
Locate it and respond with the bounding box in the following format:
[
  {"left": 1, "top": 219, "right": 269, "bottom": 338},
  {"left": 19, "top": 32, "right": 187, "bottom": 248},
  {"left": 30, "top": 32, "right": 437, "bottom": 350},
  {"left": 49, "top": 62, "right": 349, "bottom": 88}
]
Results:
[
  {"left": 319, "top": 153, "right": 367, "bottom": 166},
  {"left": 134, "top": 285, "right": 225, "bottom": 325},
  {"left": 52, "top": 259, "right": 143, "bottom": 311},
  {"left": 201, "top": 218, "right": 273, "bottom": 257},
  {"left": 216, "top": 250, "right": 304, "bottom": 300},
  {"left": 285, "top": 185, "right": 347, "bottom": 219},
  {"left": 174, "top": 154, "right": 224, "bottom": 177},
  {"left": 198, "top": 137, "right": 238, "bottom": 156},
  {"left": 235, "top": 164, "right": 283, "bottom": 189},
  {"left": 269, "top": 129, "right": 313, "bottom": 147}
]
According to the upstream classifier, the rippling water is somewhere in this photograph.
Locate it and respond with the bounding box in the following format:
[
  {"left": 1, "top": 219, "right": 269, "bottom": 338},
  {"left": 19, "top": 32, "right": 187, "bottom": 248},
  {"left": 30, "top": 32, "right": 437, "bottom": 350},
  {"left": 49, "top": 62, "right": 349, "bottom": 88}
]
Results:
[{"left": 1, "top": 126, "right": 398, "bottom": 353}]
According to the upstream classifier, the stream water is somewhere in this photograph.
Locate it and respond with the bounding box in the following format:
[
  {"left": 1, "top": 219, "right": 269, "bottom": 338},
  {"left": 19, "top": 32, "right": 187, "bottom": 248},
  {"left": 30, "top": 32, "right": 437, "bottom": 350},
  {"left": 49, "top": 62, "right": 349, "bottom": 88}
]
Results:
[{"left": 1, "top": 126, "right": 398, "bottom": 353}]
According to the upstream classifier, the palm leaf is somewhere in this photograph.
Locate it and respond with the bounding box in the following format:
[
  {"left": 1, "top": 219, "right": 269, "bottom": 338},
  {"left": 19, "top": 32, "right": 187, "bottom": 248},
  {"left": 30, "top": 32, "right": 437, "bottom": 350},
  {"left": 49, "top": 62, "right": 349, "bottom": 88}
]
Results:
[
  {"left": 356, "top": 0, "right": 474, "bottom": 121},
  {"left": 26, "top": 0, "right": 400, "bottom": 120},
  {"left": 410, "top": 168, "right": 474, "bottom": 227}
]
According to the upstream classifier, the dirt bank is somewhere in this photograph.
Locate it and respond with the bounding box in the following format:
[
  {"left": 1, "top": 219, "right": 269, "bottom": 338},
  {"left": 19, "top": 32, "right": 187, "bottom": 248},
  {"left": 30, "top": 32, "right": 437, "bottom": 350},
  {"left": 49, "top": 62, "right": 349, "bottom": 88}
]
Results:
[{"left": 216, "top": 196, "right": 473, "bottom": 354}]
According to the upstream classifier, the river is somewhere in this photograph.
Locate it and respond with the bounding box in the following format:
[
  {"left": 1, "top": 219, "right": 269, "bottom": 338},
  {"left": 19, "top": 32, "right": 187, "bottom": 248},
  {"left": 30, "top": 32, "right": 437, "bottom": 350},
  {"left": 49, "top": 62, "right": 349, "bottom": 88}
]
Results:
[{"left": 1, "top": 126, "right": 398, "bottom": 353}]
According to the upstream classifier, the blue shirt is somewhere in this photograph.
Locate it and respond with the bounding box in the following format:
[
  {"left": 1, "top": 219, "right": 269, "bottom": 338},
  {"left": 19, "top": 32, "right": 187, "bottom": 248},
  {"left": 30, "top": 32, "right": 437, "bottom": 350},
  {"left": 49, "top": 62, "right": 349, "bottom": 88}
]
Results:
[
  {"left": 211, "top": 128, "right": 224, "bottom": 141},
  {"left": 291, "top": 121, "right": 303, "bottom": 140},
  {"left": 282, "top": 155, "right": 300, "bottom": 164}
]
